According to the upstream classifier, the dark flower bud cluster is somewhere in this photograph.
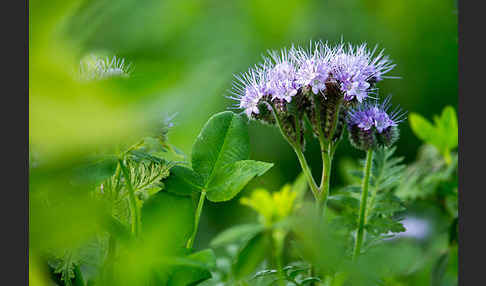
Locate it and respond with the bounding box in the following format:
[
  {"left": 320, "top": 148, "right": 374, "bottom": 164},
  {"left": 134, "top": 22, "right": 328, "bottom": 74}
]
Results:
[
  {"left": 230, "top": 40, "right": 399, "bottom": 148},
  {"left": 347, "top": 96, "right": 406, "bottom": 150}
]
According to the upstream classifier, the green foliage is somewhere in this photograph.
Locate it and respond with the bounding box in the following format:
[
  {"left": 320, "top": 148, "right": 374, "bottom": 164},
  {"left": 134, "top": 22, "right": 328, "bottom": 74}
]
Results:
[
  {"left": 396, "top": 144, "right": 458, "bottom": 204},
  {"left": 192, "top": 111, "right": 250, "bottom": 183},
  {"left": 250, "top": 263, "right": 322, "bottom": 286},
  {"left": 49, "top": 251, "right": 77, "bottom": 286},
  {"left": 330, "top": 147, "right": 406, "bottom": 252},
  {"left": 168, "top": 249, "right": 217, "bottom": 285},
  {"left": 232, "top": 232, "right": 271, "bottom": 280},
  {"left": 210, "top": 224, "right": 264, "bottom": 248},
  {"left": 163, "top": 111, "right": 273, "bottom": 202},
  {"left": 409, "top": 106, "right": 458, "bottom": 164}
]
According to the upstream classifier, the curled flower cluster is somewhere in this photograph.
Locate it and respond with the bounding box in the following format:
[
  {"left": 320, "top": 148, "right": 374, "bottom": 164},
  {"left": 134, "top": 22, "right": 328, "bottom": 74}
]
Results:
[
  {"left": 231, "top": 41, "right": 394, "bottom": 119},
  {"left": 347, "top": 96, "right": 406, "bottom": 150},
  {"left": 230, "top": 41, "right": 398, "bottom": 149}
]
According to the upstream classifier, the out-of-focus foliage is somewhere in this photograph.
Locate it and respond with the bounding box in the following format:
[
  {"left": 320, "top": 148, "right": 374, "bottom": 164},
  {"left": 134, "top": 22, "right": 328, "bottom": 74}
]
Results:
[{"left": 409, "top": 106, "right": 458, "bottom": 164}]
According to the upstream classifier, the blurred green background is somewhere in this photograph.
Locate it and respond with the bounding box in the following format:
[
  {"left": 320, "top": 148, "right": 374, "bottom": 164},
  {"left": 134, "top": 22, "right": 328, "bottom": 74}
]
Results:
[{"left": 30, "top": 0, "right": 457, "bottom": 283}]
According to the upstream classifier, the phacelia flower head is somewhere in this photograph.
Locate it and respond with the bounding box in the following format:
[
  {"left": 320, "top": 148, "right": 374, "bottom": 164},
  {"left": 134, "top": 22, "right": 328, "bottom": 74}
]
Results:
[
  {"left": 347, "top": 96, "right": 406, "bottom": 150},
  {"left": 231, "top": 66, "right": 268, "bottom": 118},
  {"left": 230, "top": 41, "right": 395, "bottom": 121},
  {"left": 331, "top": 43, "right": 395, "bottom": 102},
  {"left": 264, "top": 48, "right": 300, "bottom": 102},
  {"left": 78, "top": 55, "right": 132, "bottom": 81},
  {"left": 292, "top": 41, "right": 333, "bottom": 95}
]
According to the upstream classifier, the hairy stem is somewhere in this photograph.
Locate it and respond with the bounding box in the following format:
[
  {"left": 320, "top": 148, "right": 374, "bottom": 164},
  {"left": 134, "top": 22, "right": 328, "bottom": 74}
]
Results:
[
  {"left": 294, "top": 147, "right": 320, "bottom": 200},
  {"left": 119, "top": 159, "right": 141, "bottom": 236},
  {"left": 353, "top": 149, "right": 373, "bottom": 260},
  {"left": 269, "top": 103, "right": 320, "bottom": 199},
  {"left": 186, "top": 190, "right": 206, "bottom": 249},
  {"left": 318, "top": 145, "right": 332, "bottom": 218}
]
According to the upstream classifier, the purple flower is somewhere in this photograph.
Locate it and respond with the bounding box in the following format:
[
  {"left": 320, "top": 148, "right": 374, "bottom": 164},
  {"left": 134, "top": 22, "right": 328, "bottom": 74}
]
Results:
[
  {"left": 293, "top": 42, "right": 333, "bottom": 95},
  {"left": 230, "top": 41, "right": 396, "bottom": 120},
  {"left": 347, "top": 96, "right": 404, "bottom": 133},
  {"left": 230, "top": 66, "right": 268, "bottom": 117},
  {"left": 265, "top": 49, "right": 299, "bottom": 102},
  {"left": 347, "top": 96, "right": 405, "bottom": 150},
  {"left": 332, "top": 43, "right": 395, "bottom": 102}
]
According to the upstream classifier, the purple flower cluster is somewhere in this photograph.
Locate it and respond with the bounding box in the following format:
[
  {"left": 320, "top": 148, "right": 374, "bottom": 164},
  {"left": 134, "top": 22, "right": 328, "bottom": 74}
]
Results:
[
  {"left": 347, "top": 96, "right": 405, "bottom": 133},
  {"left": 347, "top": 96, "right": 406, "bottom": 150},
  {"left": 231, "top": 41, "right": 395, "bottom": 118}
]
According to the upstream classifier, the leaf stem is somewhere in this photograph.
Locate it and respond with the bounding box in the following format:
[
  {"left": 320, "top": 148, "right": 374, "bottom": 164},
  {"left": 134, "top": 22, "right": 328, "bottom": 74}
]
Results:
[
  {"left": 186, "top": 189, "right": 206, "bottom": 249},
  {"left": 352, "top": 149, "right": 373, "bottom": 260},
  {"left": 119, "top": 159, "right": 141, "bottom": 236}
]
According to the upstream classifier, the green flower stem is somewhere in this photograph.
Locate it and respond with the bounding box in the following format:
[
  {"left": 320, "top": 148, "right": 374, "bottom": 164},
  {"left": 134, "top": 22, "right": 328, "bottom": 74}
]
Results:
[
  {"left": 293, "top": 147, "right": 320, "bottom": 200},
  {"left": 119, "top": 159, "right": 141, "bottom": 236},
  {"left": 269, "top": 103, "right": 320, "bottom": 200},
  {"left": 352, "top": 149, "right": 374, "bottom": 260},
  {"left": 186, "top": 189, "right": 206, "bottom": 249},
  {"left": 319, "top": 145, "right": 332, "bottom": 218}
]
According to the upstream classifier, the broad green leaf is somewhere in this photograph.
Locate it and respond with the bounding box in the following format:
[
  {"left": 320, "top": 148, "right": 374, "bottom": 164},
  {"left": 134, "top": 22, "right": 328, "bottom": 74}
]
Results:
[
  {"left": 233, "top": 232, "right": 271, "bottom": 280},
  {"left": 210, "top": 224, "right": 264, "bottom": 247},
  {"left": 168, "top": 249, "right": 216, "bottom": 286},
  {"left": 439, "top": 106, "right": 458, "bottom": 150},
  {"left": 141, "top": 191, "right": 195, "bottom": 250},
  {"left": 206, "top": 160, "right": 274, "bottom": 202},
  {"left": 191, "top": 111, "right": 250, "bottom": 185},
  {"left": 71, "top": 156, "right": 118, "bottom": 187},
  {"left": 164, "top": 165, "right": 204, "bottom": 196},
  {"left": 187, "top": 249, "right": 217, "bottom": 269},
  {"left": 409, "top": 113, "right": 435, "bottom": 143}
]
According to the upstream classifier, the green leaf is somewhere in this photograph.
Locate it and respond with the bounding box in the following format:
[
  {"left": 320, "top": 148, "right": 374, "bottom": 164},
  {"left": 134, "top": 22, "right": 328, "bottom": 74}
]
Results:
[
  {"left": 431, "top": 251, "right": 449, "bottom": 286},
  {"left": 141, "top": 191, "right": 195, "bottom": 250},
  {"left": 206, "top": 160, "right": 274, "bottom": 202},
  {"left": 164, "top": 165, "right": 204, "bottom": 196},
  {"left": 409, "top": 113, "right": 436, "bottom": 143},
  {"left": 409, "top": 107, "right": 458, "bottom": 162},
  {"left": 301, "top": 277, "right": 321, "bottom": 285},
  {"left": 71, "top": 156, "right": 118, "bottom": 187},
  {"left": 439, "top": 106, "right": 458, "bottom": 150},
  {"left": 187, "top": 249, "right": 217, "bottom": 269},
  {"left": 233, "top": 232, "right": 271, "bottom": 280},
  {"left": 210, "top": 224, "right": 264, "bottom": 247},
  {"left": 191, "top": 111, "right": 250, "bottom": 186},
  {"left": 168, "top": 249, "right": 216, "bottom": 286}
]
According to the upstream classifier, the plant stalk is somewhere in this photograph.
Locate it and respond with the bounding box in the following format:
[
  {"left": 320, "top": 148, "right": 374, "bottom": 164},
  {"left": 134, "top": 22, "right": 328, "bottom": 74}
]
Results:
[
  {"left": 269, "top": 103, "right": 320, "bottom": 200},
  {"left": 352, "top": 149, "right": 373, "bottom": 260},
  {"left": 318, "top": 145, "right": 332, "bottom": 218},
  {"left": 272, "top": 231, "right": 286, "bottom": 286},
  {"left": 119, "top": 159, "right": 141, "bottom": 236},
  {"left": 293, "top": 147, "right": 320, "bottom": 200},
  {"left": 186, "top": 190, "right": 206, "bottom": 249}
]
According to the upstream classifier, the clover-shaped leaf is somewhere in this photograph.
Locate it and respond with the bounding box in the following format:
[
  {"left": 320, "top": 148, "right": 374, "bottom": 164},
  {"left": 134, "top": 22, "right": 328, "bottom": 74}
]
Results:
[{"left": 164, "top": 111, "right": 273, "bottom": 202}]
